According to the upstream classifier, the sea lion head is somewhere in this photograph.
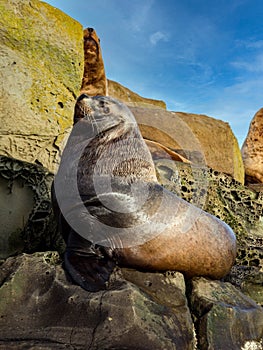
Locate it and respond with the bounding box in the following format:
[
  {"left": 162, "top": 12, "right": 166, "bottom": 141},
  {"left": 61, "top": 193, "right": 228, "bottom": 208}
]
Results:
[
  {"left": 83, "top": 27, "right": 101, "bottom": 65},
  {"left": 74, "top": 94, "right": 137, "bottom": 136}
]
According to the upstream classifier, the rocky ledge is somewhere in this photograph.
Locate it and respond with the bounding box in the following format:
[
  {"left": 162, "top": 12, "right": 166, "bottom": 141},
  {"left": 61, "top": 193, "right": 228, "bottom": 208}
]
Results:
[{"left": 0, "top": 252, "right": 262, "bottom": 350}]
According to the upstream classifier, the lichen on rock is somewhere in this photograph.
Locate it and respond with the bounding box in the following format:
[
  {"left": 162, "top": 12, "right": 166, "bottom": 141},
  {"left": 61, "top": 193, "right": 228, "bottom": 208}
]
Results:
[
  {"left": 190, "top": 277, "right": 263, "bottom": 349},
  {"left": 0, "top": 0, "right": 83, "bottom": 172}
]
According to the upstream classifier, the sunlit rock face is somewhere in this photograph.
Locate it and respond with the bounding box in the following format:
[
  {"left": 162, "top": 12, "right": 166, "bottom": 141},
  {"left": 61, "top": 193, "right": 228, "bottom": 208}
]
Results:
[
  {"left": 0, "top": 0, "right": 83, "bottom": 173},
  {"left": 108, "top": 79, "right": 167, "bottom": 109},
  {"left": 130, "top": 106, "right": 244, "bottom": 184},
  {"left": 242, "top": 108, "right": 263, "bottom": 184}
]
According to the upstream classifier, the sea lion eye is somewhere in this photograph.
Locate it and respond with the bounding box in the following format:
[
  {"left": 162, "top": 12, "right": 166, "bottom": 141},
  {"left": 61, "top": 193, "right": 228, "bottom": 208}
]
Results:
[{"left": 98, "top": 100, "right": 109, "bottom": 113}]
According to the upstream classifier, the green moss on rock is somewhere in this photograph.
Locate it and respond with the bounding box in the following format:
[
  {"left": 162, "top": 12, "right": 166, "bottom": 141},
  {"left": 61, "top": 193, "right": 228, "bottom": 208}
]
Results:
[
  {"left": 0, "top": 0, "right": 83, "bottom": 94},
  {"left": 0, "top": 0, "right": 84, "bottom": 172}
]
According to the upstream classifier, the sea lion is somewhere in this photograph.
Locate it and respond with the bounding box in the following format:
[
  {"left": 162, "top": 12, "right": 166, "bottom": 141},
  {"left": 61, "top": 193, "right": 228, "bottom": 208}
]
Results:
[
  {"left": 80, "top": 27, "right": 108, "bottom": 96},
  {"left": 53, "top": 95, "right": 237, "bottom": 292}
]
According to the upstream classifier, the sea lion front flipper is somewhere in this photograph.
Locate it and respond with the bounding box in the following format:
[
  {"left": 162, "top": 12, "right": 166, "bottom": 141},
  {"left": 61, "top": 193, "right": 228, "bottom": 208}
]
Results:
[
  {"left": 64, "top": 231, "right": 115, "bottom": 292},
  {"left": 145, "top": 139, "right": 191, "bottom": 163}
]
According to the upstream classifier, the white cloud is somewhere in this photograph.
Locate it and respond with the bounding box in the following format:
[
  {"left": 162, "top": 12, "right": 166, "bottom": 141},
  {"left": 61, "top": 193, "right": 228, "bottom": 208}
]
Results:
[
  {"left": 231, "top": 53, "right": 263, "bottom": 72},
  {"left": 236, "top": 39, "right": 263, "bottom": 49},
  {"left": 149, "top": 31, "right": 169, "bottom": 45},
  {"left": 246, "top": 40, "right": 263, "bottom": 49}
]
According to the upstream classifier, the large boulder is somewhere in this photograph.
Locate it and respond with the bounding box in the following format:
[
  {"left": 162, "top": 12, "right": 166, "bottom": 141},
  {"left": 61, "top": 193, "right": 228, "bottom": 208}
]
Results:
[
  {"left": 0, "top": 0, "right": 83, "bottom": 173},
  {"left": 190, "top": 277, "right": 263, "bottom": 349},
  {"left": 242, "top": 108, "right": 263, "bottom": 184},
  {"left": 130, "top": 107, "right": 244, "bottom": 184},
  {"left": 0, "top": 252, "right": 196, "bottom": 349},
  {"left": 108, "top": 79, "right": 167, "bottom": 109},
  {"left": 1, "top": 252, "right": 262, "bottom": 349}
]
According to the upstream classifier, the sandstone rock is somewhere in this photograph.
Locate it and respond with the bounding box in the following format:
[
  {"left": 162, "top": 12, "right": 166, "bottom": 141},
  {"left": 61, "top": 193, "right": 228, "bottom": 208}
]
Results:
[
  {"left": 190, "top": 277, "right": 263, "bottom": 349},
  {"left": 0, "top": 0, "right": 83, "bottom": 173},
  {"left": 242, "top": 108, "right": 263, "bottom": 184},
  {"left": 0, "top": 156, "right": 63, "bottom": 259},
  {"left": 129, "top": 106, "right": 244, "bottom": 184},
  {"left": 108, "top": 79, "right": 167, "bottom": 109},
  {"left": 226, "top": 265, "right": 263, "bottom": 307},
  {"left": 0, "top": 252, "right": 196, "bottom": 349}
]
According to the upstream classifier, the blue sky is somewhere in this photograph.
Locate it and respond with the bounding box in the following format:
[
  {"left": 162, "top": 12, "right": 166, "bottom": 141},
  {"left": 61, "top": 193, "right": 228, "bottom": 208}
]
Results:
[{"left": 44, "top": 0, "right": 263, "bottom": 146}]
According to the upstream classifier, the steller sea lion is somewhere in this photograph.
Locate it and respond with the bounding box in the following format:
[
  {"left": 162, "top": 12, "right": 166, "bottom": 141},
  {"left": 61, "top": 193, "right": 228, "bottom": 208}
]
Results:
[
  {"left": 80, "top": 27, "right": 108, "bottom": 96},
  {"left": 53, "top": 95, "right": 237, "bottom": 292}
]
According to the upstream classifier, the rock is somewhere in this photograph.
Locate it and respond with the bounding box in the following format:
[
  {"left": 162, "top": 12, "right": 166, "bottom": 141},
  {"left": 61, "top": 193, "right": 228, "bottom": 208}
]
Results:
[
  {"left": 155, "top": 159, "right": 263, "bottom": 305},
  {"left": 242, "top": 108, "right": 263, "bottom": 184},
  {"left": 129, "top": 106, "right": 244, "bottom": 184},
  {"left": 248, "top": 183, "right": 263, "bottom": 192},
  {"left": 226, "top": 265, "right": 263, "bottom": 307},
  {"left": 1, "top": 252, "right": 263, "bottom": 349},
  {"left": 189, "top": 277, "right": 263, "bottom": 349},
  {"left": 0, "top": 2, "right": 261, "bottom": 347},
  {"left": 0, "top": 0, "right": 83, "bottom": 173},
  {"left": 108, "top": 79, "right": 167, "bottom": 109},
  {"left": 0, "top": 252, "right": 196, "bottom": 349},
  {"left": 0, "top": 156, "right": 63, "bottom": 259}
]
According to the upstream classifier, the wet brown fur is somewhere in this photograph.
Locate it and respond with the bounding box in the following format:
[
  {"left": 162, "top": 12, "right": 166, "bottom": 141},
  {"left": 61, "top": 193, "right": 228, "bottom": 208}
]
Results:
[{"left": 80, "top": 28, "right": 108, "bottom": 96}]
